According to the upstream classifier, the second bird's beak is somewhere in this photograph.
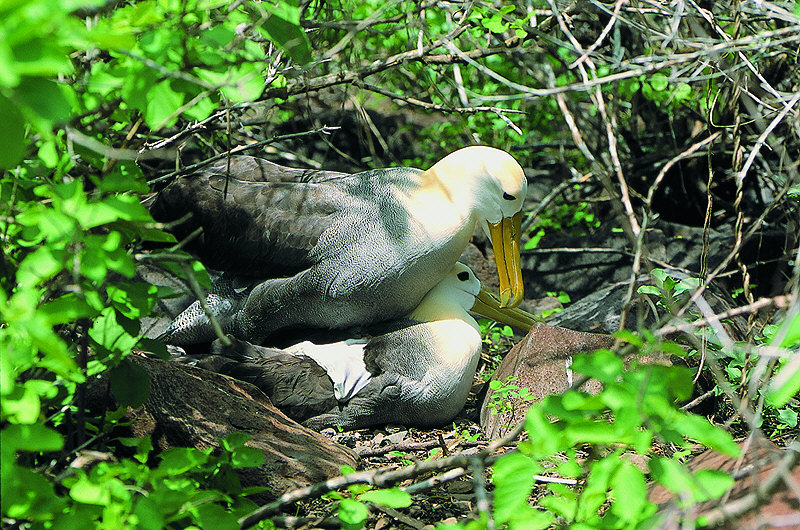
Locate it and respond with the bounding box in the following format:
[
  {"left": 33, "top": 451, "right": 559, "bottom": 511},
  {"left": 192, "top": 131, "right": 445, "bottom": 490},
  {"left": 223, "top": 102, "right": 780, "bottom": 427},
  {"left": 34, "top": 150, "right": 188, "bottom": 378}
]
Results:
[
  {"left": 487, "top": 211, "right": 524, "bottom": 308},
  {"left": 470, "top": 286, "right": 541, "bottom": 332}
]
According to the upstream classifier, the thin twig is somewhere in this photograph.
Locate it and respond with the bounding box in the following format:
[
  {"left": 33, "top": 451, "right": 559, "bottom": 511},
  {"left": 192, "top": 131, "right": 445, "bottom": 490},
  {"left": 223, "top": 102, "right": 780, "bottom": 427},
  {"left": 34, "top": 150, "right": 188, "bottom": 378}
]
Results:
[
  {"left": 357, "top": 439, "right": 484, "bottom": 457},
  {"left": 146, "top": 126, "right": 340, "bottom": 184},
  {"left": 569, "top": 0, "right": 627, "bottom": 69},
  {"left": 238, "top": 421, "right": 526, "bottom": 528},
  {"left": 402, "top": 467, "right": 466, "bottom": 494},
  {"left": 700, "top": 442, "right": 800, "bottom": 527},
  {"left": 646, "top": 133, "right": 722, "bottom": 207},
  {"left": 521, "top": 174, "right": 591, "bottom": 233},
  {"left": 736, "top": 91, "right": 800, "bottom": 188},
  {"left": 658, "top": 295, "right": 793, "bottom": 337},
  {"left": 470, "top": 456, "right": 494, "bottom": 530}
]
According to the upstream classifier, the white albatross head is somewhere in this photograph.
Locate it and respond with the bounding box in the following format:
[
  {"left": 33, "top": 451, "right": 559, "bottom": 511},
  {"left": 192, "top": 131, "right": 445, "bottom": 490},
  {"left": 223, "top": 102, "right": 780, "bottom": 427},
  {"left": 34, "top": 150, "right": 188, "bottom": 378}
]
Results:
[
  {"left": 424, "top": 146, "right": 527, "bottom": 308},
  {"left": 408, "top": 263, "right": 540, "bottom": 332}
]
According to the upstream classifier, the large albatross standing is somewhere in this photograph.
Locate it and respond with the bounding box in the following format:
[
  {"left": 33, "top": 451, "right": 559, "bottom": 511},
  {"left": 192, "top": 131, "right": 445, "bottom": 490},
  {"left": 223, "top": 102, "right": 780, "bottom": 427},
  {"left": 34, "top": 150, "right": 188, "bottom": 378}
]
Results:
[
  {"left": 192, "top": 264, "right": 538, "bottom": 430},
  {"left": 151, "top": 146, "right": 527, "bottom": 345}
]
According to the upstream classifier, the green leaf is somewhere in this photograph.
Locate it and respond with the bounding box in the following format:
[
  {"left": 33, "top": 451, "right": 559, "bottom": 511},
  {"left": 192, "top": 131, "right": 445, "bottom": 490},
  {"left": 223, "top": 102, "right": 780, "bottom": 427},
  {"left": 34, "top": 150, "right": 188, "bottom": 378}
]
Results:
[
  {"left": 493, "top": 452, "right": 540, "bottom": 525},
  {"left": 571, "top": 350, "right": 624, "bottom": 383},
  {"left": 117, "top": 435, "right": 154, "bottom": 463},
  {"left": 614, "top": 329, "right": 643, "bottom": 348},
  {"left": 15, "top": 77, "right": 72, "bottom": 130},
  {"left": 0, "top": 37, "right": 19, "bottom": 86},
  {"left": 110, "top": 359, "right": 151, "bottom": 407},
  {"left": 182, "top": 94, "right": 217, "bottom": 121},
  {"left": 37, "top": 139, "right": 60, "bottom": 167},
  {"left": 1, "top": 465, "right": 65, "bottom": 520},
  {"left": 94, "top": 161, "right": 148, "bottom": 193},
  {"left": 81, "top": 236, "right": 113, "bottom": 284},
  {"left": 576, "top": 454, "right": 617, "bottom": 520},
  {"left": 259, "top": 11, "right": 312, "bottom": 64},
  {"left": 137, "top": 337, "right": 169, "bottom": 359},
  {"left": 1, "top": 383, "right": 42, "bottom": 423},
  {"left": 219, "top": 62, "right": 265, "bottom": 103},
  {"left": 69, "top": 475, "right": 111, "bottom": 505},
  {"left": 122, "top": 223, "right": 177, "bottom": 243},
  {"left": 25, "top": 320, "right": 82, "bottom": 380},
  {"left": 525, "top": 404, "right": 564, "bottom": 457},
  {"left": 672, "top": 83, "right": 691, "bottom": 103},
  {"left": 649, "top": 73, "right": 669, "bottom": 91},
  {"left": 359, "top": 488, "right": 412, "bottom": 508},
  {"left": 102, "top": 194, "right": 152, "bottom": 222},
  {"left": 86, "top": 26, "right": 137, "bottom": 50},
  {"left": 231, "top": 446, "right": 265, "bottom": 469},
  {"left": 222, "top": 431, "right": 252, "bottom": 451},
  {"left": 17, "top": 247, "right": 66, "bottom": 287},
  {"left": 107, "top": 282, "right": 158, "bottom": 319},
  {"left": 564, "top": 421, "right": 630, "bottom": 446},
  {"left": 0, "top": 94, "right": 26, "bottom": 169},
  {"left": 648, "top": 457, "right": 691, "bottom": 498},
  {"left": 89, "top": 307, "right": 140, "bottom": 354},
  {"left": 16, "top": 206, "right": 75, "bottom": 244},
  {"left": 115, "top": 0, "right": 164, "bottom": 26},
  {"left": 12, "top": 39, "right": 73, "bottom": 77},
  {"left": 340, "top": 464, "right": 357, "bottom": 475},
  {"left": 770, "top": 311, "right": 800, "bottom": 349},
  {"left": 672, "top": 413, "right": 739, "bottom": 456},
  {"left": 649, "top": 457, "right": 733, "bottom": 504},
  {"left": 540, "top": 486, "right": 576, "bottom": 520},
  {"left": 158, "top": 447, "right": 209, "bottom": 475},
  {"left": 40, "top": 293, "right": 96, "bottom": 325},
  {"left": 145, "top": 79, "right": 184, "bottom": 129},
  {"left": 508, "top": 509, "right": 554, "bottom": 530},
  {"left": 338, "top": 498, "right": 369, "bottom": 529},
  {"left": 133, "top": 496, "right": 165, "bottom": 529},
  {"left": 609, "top": 461, "right": 649, "bottom": 522},
  {"left": 692, "top": 469, "right": 735, "bottom": 502},
  {"left": 777, "top": 408, "right": 798, "bottom": 428},
  {"left": 1, "top": 423, "right": 64, "bottom": 454},
  {"left": 556, "top": 452, "right": 583, "bottom": 478},
  {"left": 100, "top": 233, "right": 136, "bottom": 278},
  {"left": 193, "top": 502, "right": 240, "bottom": 530},
  {"left": 482, "top": 13, "right": 509, "bottom": 33}
]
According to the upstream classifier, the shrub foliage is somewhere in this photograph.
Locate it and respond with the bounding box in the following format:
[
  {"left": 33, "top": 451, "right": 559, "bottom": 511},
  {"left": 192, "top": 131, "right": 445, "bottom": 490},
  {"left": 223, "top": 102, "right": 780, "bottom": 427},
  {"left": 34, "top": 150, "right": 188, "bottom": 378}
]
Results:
[{"left": 2, "top": 0, "right": 798, "bottom": 528}]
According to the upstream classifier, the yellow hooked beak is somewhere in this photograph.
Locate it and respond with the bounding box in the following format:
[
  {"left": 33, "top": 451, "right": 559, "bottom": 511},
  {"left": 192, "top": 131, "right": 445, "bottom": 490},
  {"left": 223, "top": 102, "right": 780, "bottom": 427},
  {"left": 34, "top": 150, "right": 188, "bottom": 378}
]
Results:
[
  {"left": 487, "top": 211, "right": 524, "bottom": 308},
  {"left": 470, "top": 285, "right": 542, "bottom": 332}
]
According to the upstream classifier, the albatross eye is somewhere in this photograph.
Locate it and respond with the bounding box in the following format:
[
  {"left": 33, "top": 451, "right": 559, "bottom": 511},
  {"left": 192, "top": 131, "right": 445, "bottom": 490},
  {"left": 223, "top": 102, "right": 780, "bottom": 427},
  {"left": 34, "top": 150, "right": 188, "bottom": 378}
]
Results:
[
  {"left": 457, "top": 271, "right": 470, "bottom": 281},
  {"left": 502, "top": 192, "right": 516, "bottom": 201}
]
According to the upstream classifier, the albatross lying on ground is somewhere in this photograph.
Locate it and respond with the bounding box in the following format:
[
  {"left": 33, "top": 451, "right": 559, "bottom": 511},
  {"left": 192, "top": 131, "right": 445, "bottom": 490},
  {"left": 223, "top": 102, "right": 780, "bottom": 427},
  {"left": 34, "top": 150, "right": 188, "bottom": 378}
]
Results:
[
  {"left": 151, "top": 146, "right": 527, "bottom": 345},
  {"left": 191, "top": 264, "right": 538, "bottom": 430}
]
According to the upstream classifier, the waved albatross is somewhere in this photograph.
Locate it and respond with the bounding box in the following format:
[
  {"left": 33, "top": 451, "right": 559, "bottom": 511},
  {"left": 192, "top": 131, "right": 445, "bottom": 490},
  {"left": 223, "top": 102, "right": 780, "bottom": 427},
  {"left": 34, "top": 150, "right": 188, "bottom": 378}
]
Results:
[
  {"left": 191, "top": 264, "right": 538, "bottom": 430},
  {"left": 151, "top": 146, "right": 527, "bottom": 345}
]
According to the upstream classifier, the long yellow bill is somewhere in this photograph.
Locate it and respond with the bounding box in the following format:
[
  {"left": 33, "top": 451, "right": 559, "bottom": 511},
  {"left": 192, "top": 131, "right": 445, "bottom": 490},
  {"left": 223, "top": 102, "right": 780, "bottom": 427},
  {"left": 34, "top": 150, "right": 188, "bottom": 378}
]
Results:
[
  {"left": 487, "top": 211, "right": 524, "bottom": 308},
  {"left": 470, "top": 286, "right": 542, "bottom": 333}
]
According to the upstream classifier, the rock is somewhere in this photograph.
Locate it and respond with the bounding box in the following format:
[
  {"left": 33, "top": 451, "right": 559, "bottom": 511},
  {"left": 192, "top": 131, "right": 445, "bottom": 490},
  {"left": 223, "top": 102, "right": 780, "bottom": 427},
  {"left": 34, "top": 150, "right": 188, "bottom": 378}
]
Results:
[
  {"left": 649, "top": 436, "right": 800, "bottom": 529},
  {"left": 480, "top": 324, "right": 614, "bottom": 439},
  {"left": 86, "top": 354, "right": 359, "bottom": 503},
  {"left": 384, "top": 431, "right": 408, "bottom": 445},
  {"left": 546, "top": 271, "right": 749, "bottom": 339}
]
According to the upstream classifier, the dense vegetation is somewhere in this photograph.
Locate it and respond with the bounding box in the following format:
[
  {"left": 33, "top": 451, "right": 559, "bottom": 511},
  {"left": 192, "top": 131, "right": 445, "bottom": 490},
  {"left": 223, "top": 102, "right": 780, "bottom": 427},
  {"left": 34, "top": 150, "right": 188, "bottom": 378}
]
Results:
[{"left": 2, "top": 0, "right": 798, "bottom": 528}]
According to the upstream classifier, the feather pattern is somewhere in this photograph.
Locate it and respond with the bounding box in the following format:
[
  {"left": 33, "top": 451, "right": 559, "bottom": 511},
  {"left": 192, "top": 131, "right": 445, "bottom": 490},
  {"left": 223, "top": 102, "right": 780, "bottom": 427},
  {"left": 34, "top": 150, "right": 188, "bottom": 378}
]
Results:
[
  {"left": 192, "top": 264, "right": 493, "bottom": 430},
  {"left": 151, "top": 146, "right": 527, "bottom": 344}
]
